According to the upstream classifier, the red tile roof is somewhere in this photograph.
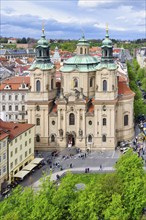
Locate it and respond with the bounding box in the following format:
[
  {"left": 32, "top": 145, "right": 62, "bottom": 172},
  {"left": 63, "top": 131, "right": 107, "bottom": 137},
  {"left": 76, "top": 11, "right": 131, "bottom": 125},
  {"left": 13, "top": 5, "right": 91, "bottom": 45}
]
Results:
[
  {"left": 15, "top": 58, "right": 25, "bottom": 65},
  {"left": 0, "top": 76, "right": 30, "bottom": 91},
  {"left": 0, "top": 119, "right": 35, "bottom": 141},
  {"left": 118, "top": 81, "right": 134, "bottom": 96},
  {"left": 52, "top": 104, "right": 57, "bottom": 113},
  {"left": 0, "top": 130, "right": 9, "bottom": 141},
  {"left": 88, "top": 104, "right": 94, "bottom": 113}
]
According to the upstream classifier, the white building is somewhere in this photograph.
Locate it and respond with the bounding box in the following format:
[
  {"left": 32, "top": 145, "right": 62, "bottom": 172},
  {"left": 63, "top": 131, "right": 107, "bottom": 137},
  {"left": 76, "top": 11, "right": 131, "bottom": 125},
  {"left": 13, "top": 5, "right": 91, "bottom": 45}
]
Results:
[{"left": 0, "top": 76, "right": 30, "bottom": 123}]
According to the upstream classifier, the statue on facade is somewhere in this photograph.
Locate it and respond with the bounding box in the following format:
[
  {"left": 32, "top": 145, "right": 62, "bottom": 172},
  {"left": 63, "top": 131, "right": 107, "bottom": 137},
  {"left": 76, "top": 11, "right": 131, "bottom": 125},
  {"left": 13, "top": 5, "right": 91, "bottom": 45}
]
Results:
[
  {"left": 79, "top": 128, "right": 83, "bottom": 137},
  {"left": 96, "top": 85, "right": 98, "bottom": 91},
  {"left": 59, "top": 129, "right": 63, "bottom": 137}
]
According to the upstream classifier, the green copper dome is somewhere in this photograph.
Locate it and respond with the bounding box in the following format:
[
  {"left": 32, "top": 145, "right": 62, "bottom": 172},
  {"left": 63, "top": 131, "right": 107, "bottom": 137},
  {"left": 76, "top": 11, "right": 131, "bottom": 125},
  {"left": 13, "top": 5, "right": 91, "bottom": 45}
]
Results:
[
  {"left": 102, "top": 31, "right": 112, "bottom": 48},
  {"left": 77, "top": 35, "right": 90, "bottom": 46},
  {"left": 37, "top": 34, "right": 49, "bottom": 48},
  {"left": 29, "top": 27, "right": 54, "bottom": 71},
  {"left": 64, "top": 55, "right": 98, "bottom": 65},
  {"left": 102, "top": 37, "right": 112, "bottom": 47},
  {"left": 60, "top": 55, "right": 100, "bottom": 72}
]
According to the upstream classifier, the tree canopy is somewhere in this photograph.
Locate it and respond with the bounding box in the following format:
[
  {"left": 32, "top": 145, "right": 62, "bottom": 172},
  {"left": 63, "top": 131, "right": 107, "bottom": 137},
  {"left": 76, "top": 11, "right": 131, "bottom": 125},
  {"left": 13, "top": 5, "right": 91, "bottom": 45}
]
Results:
[{"left": 0, "top": 150, "right": 146, "bottom": 220}]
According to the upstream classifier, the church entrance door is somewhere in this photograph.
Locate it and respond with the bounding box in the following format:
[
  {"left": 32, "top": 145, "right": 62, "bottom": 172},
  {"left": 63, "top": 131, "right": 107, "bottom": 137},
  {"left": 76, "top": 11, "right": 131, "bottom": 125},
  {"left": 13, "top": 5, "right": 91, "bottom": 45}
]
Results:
[{"left": 67, "top": 133, "right": 75, "bottom": 148}]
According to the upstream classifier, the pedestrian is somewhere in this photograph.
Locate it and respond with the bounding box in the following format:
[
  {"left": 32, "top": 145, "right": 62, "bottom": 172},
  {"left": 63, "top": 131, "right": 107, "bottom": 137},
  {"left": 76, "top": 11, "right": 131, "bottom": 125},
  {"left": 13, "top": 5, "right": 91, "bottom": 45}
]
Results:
[
  {"left": 99, "top": 164, "right": 102, "bottom": 170},
  {"left": 70, "top": 163, "right": 72, "bottom": 168},
  {"left": 85, "top": 153, "right": 86, "bottom": 158}
]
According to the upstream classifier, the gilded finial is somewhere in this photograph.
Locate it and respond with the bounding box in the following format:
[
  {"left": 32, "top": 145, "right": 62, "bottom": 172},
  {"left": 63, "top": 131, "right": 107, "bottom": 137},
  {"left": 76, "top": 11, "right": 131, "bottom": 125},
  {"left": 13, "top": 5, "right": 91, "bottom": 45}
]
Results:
[
  {"left": 42, "top": 21, "right": 45, "bottom": 34},
  {"left": 106, "top": 23, "right": 108, "bottom": 33},
  {"left": 81, "top": 28, "right": 85, "bottom": 38}
]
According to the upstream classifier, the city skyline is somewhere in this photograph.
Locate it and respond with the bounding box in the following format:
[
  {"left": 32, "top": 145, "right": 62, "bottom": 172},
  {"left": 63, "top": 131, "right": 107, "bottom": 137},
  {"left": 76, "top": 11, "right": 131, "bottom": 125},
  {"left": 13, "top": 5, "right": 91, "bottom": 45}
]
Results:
[{"left": 1, "top": 0, "right": 146, "bottom": 40}]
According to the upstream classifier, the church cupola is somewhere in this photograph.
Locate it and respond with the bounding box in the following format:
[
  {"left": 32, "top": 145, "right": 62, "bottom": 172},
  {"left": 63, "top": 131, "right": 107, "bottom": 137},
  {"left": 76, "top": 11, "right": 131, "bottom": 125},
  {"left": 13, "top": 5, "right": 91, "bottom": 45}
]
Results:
[
  {"left": 76, "top": 34, "right": 90, "bottom": 55},
  {"left": 36, "top": 25, "right": 51, "bottom": 62},
  {"left": 101, "top": 25, "right": 113, "bottom": 63}
]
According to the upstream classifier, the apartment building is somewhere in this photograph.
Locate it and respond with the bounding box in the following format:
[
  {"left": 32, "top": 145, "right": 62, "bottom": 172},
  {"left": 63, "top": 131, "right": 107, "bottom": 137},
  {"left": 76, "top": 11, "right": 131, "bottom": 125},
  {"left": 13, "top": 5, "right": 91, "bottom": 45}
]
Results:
[
  {"left": 0, "top": 120, "right": 35, "bottom": 183},
  {"left": 0, "top": 132, "right": 8, "bottom": 192}
]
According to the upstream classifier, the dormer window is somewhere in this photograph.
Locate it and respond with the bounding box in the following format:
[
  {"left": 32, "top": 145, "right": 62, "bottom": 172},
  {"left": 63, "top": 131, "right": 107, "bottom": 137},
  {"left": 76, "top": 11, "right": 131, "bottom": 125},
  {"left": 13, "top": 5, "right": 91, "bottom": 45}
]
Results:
[
  {"left": 4, "top": 85, "right": 11, "bottom": 90},
  {"left": 19, "top": 83, "right": 28, "bottom": 90},
  {"left": 22, "top": 83, "right": 25, "bottom": 88}
]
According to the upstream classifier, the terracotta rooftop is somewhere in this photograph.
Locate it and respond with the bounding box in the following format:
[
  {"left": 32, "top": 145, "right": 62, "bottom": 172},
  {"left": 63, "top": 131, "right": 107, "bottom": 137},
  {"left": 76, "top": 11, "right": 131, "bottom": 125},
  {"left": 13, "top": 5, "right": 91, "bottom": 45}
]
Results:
[
  {"left": 0, "top": 129, "right": 9, "bottom": 141},
  {"left": 118, "top": 81, "right": 134, "bottom": 96},
  {"left": 0, "top": 76, "right": 30, "bottom": 91},
  {"left": 0, "top": 119, "right": 35, "bottom": 141},
  {"left": 52, "top": 104, "right": 57, "bottom": 113},
  {"left": 88, "top": 103, "right": 94, "bottom": 113},
  {"left": 15, "top": 58, "right": 25, "bottom": 65}
]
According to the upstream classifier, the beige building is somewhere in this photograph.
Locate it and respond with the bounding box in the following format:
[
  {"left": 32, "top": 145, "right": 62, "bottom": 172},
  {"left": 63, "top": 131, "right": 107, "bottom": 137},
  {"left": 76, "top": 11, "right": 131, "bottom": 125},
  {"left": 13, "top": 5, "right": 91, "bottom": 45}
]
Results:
[
  {"left": 0, "top": 132, "right": 8, "bottom": 192},
  {"left": 0, "top": 120, "right": 35, "bottom": 182},
  {"left": 27, "top": 29, "right": 135, "bottom": 151}
]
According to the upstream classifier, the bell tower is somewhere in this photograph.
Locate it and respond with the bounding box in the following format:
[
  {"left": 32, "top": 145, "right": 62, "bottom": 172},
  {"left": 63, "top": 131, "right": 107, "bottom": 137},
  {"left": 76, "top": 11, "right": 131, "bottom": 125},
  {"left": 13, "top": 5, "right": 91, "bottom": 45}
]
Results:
[
  {"left": 95, "top": 25, "right": 118, "bottom": 100},
  {"left": 27, "top": 26, "right": 56, "bottom": 150}
]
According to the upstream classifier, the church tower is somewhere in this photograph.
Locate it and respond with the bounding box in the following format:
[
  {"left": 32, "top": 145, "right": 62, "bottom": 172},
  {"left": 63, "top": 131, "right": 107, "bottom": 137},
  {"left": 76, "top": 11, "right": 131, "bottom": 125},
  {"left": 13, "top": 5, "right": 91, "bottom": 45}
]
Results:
[
  {"left": 94, "top": 26, "right": 118, "bottom": 150},
  {"left": 27, "top": 26, "right": 56, "bottom": 150},
  {"left": 95, "top": 26, "right": 118, "bottom": 100}
]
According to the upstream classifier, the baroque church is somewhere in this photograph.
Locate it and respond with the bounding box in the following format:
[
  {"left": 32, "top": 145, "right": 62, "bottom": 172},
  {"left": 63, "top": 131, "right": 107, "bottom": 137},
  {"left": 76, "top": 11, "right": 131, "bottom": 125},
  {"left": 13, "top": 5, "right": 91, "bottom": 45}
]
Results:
[{"left": 27, "top": 27, "right": 135, "bottom": 151}]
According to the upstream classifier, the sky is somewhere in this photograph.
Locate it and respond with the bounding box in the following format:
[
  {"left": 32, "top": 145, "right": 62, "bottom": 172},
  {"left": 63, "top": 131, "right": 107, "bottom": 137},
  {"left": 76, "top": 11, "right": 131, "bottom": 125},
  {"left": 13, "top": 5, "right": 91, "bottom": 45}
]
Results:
[{"left": 1, "top": 0, "right": 146, "bottom": 40}]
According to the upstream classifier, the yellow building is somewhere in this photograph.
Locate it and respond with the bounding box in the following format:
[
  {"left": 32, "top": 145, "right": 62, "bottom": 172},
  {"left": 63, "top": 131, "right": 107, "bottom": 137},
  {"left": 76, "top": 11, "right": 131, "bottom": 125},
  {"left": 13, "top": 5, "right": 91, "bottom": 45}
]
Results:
[
  {"left": 0, "top": 132, "right": 8, "bottom": 192},
  {"left": 0, "top": 119, "right": 35, "bottom": 182}
]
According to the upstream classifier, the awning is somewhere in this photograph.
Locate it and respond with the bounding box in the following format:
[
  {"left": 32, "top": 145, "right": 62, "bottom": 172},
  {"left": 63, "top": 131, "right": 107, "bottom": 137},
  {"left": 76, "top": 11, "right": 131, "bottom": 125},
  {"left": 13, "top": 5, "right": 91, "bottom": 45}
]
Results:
[
  {"left": 30, "top": 157, "right": 44, "bottom": 165},
  {"left": 22, "top": 163, "right": 37, "bottom": 171},
  {"left": 14, "top": 170, "right": 30, "bottom": 179}
]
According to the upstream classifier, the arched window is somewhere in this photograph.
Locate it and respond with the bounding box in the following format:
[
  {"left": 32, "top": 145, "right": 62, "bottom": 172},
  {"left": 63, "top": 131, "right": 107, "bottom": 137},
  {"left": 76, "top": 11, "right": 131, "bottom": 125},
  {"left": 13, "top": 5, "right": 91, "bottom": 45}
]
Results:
[
  {"left": 36, "top": 80, "right": 40, "bottom": 92},
  {"left": 9, "top": 105, "right": 12, "bottom": 111},
  {"left": 36, "top": 118, "right": 40, "bottom": 126},
  {"left": 36, "top": 135, "right": 40, "bottom": 142},
  {"left": 51, "top": 135, "right": 55, "bottom": 142},
  {"left": 102, "top": 135, "right": 106, "bottom": 142},
  {"left": 103, "top": 80, "right": 107, "bottom": 91},
  {"left": 124, "top": 115, "right": 128, "bottom": 126},
  {"left": 39, "top": 50, "right": 41, "bottom": 56},
  {"left": 103, "top": 118, "right": 106, "bottom": 126},
  {"left": 69, "top": 113, "right": 75, "bottom": 125},
  {"left": 90, "top": 78, "right": 93, "bottom": 87},
  {"left": 80, "top": 47, "right": 83, "bottom": 54},
  {"left": 88, "top": 135, "right": 92, "bottom": 143},
  {"left": 85, "top": 48, "right": 87, "bottom": 54},
  {"left": 105, "top": 50, "right": 107, "bottom": 57},
  {"left": 51, "top": 79, "right": 53, "bottom": 90},
  {"left": 74, "top": 78, "right": 78, "bottom": 88}
]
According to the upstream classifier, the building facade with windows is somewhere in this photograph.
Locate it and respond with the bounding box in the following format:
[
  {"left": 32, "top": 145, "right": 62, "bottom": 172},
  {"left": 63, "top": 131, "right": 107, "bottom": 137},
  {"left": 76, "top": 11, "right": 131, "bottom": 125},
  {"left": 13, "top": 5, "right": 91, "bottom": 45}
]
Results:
[
  {"left": 0, "top": 120, "right": 35, "bottom": 182},
  {"left": 0, "top": 132, "right": 8, "bottom": 192},
  {"left": 0, "top": 76, "right": 30, "bottom": 123},
  {"left": 27, "top": 28, "right": 135, "bottom": 151}
]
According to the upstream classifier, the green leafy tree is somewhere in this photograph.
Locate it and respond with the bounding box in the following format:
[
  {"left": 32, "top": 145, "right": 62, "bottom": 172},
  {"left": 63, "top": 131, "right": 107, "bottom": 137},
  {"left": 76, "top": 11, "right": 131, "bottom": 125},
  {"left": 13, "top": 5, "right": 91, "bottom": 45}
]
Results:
[
  {"left": 133, "top": 58, "right": 140, "bottom": 71},
  {"left": 142, "top": 78, "right": 146, "bottom": 91},
  {"left": 115, "top": 149, "right": 146, "bottom": 220},
  {"left": 104, "top": 193, "right": 129, "bottom": 220},
  {"left": 134, "top": 99, "right": 146, "bottom": 118}
]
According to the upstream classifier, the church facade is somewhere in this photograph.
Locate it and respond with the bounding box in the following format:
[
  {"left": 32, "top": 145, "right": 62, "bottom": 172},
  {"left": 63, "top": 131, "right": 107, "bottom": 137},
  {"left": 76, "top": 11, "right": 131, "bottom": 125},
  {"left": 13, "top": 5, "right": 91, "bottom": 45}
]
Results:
[{"left": 27, "top": 28, "right": 135, "bottom": 151}]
